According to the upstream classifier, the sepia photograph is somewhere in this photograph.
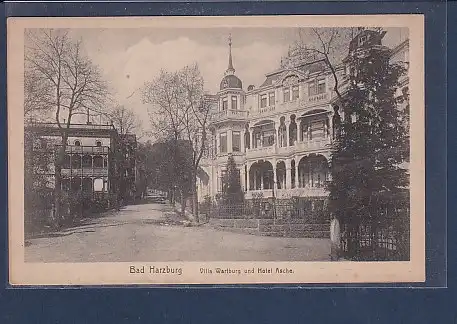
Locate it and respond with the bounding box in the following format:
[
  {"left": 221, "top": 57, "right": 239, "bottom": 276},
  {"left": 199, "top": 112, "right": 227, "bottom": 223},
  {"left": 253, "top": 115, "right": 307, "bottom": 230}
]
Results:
[{"left": 8, "top": 15, "right": 425, "bottom": 285}]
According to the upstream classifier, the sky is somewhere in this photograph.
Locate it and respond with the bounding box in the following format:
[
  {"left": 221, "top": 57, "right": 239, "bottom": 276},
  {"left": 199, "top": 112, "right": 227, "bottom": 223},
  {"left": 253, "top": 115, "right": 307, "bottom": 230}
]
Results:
[{"left": 67, "top": 27, "right": 408, "bottom": 137}]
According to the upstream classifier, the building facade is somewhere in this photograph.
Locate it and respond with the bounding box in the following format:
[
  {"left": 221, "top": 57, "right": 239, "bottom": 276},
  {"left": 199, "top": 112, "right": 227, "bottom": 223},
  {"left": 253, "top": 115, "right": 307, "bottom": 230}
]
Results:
[
  {"left": 197, "top": 28, "right": 410, "bottom": 202},
  {"left": 26, "top": 121, "right": 137, "bottom": 206}
]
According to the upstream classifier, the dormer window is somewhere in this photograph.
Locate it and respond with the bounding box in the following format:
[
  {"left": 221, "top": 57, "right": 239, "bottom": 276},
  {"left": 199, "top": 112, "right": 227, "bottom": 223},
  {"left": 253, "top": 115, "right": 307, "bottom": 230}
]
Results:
[
  {"left": 292, "top": 85, "right": 299, "bottom": 100},
  {"left": 309, "top": 79, "right": 326, "bottom": 96},
  {"left": 260, "top": 94, "right": 268, "bottom": 108},
  {"left": 268, "top": 92, "right": 275, "bottom": 106},
  {"left": 359, "top": 35, "right": 368, "bottom": 46},
  {"left": 283, "top": 88, "right": 291, "bottom": 102},
  {"left": 231, "top": 96, "right": 237, "bottom": 110}
]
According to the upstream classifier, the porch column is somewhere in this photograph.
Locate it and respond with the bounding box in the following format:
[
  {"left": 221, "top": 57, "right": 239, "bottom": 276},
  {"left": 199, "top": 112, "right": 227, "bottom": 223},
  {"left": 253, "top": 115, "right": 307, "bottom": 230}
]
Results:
[
  {"left": 240, "top": 165, "right": 246, "bottom": 191},
  {"left": 286, "top": 160, "right": 292, "bottom": 190},
  {"left": 273, "top": 166, "right": 277, "bottom": 191},
  {"left": 251, "top": 128, "right": 255, "bottom": 149},
  {"left": 227, "top": 129, "right": 233, "bottom": 154},
  {"left": 241, "top": 129, "right": 245, "bottom": 152},
  {"left": 308, "top": 161, "right": 313, "bottom": 188},
  {"left": 328, "top": 115, "right": 333, "bottom": 139},
  {"left": 260, "top": 169, "right": 264, "bottom": 190},
  {"left": 284, "top": 123, "right": 289, "bottom": 147},
  {"left": 274, "top": 122, "right": 279, "bottom": 148},
  {"left": 294, "top": 159, "right": 299, "bottom": 188}
]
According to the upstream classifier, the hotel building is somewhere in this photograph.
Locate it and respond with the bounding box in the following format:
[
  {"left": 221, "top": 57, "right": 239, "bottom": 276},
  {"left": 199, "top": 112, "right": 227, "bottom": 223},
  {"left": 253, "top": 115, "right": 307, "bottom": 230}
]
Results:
[{"left": 197, "top": 28, "right": 409, "bottom": 202}]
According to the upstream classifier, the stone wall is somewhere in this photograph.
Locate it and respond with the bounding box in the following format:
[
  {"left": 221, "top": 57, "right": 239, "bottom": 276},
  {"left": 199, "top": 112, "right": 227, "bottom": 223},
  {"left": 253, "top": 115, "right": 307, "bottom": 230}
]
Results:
[{"left": 208, "top": 218, "right": 329, "bottom": 238}]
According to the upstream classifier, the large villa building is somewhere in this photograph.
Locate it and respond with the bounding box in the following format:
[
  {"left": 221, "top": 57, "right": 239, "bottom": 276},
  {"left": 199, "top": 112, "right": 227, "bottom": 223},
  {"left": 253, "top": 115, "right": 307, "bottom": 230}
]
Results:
[{"left": 197, "top": 28, "right": 410, "bottom": 202}]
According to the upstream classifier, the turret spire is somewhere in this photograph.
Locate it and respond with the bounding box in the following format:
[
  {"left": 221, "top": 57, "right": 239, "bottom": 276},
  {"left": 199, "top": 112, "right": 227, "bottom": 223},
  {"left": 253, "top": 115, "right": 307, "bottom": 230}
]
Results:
[{"left": 226, "top": 33, "right": 235, "bottom": 75}]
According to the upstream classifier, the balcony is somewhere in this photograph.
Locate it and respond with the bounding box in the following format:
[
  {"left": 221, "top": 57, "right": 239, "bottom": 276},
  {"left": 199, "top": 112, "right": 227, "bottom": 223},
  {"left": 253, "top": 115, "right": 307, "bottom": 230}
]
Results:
[
  {"left": 295, "top": 138, "right": 332, "bottom": 152},
  {"left": 56, "top": 145, "right": 110, "bottom": 154},
  {"left": 61, "top": 168, "right": 109, "bottom": 177},
  {"left": 276, "top": 187, "right": 328, "bottom": 198},
  {"left": 211, "top": 109, "right": 249, "bottom": 123},
  {"left": 245, "top": 187, "right": 328, "bottom": 199},
  {"left": 246, "top": 138, "right": 331, "bottom": 160},
  {"left": 246, "top": 145, "right": 276, "bottom": 159},
  {"left": 307, "top": 92, "right": 329, "bottom": 103}
]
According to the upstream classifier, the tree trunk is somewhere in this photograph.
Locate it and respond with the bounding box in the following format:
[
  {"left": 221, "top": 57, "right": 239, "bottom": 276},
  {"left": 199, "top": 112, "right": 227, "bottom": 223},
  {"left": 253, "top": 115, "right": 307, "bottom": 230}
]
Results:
[
  {"left": 54, "top": 134, "right": 68, "bottom": 228},
  {"left": 191, "top": 169, "right": 199, "bottom": 223},
  {"left": 180, "top": 189, "right": 186, "bottom": 215}
]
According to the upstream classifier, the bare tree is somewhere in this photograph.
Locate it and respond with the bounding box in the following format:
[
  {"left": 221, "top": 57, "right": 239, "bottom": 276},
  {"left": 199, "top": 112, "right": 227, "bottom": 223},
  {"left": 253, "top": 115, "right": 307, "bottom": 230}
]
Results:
[
  {"left": 108, "top": 104, "right": 142, "bottom": 136},
  {"left": 142, "top": 63, "right": 211, "bottom": 222},
  {"left": 180, "top": 64, "right": 212, "bottom": 221},
  {"left": 289, "top": 27, "right": 355, "bottom": 106},
  {"left": 25, "top": 29, "right": 110, "bottom": 224}
]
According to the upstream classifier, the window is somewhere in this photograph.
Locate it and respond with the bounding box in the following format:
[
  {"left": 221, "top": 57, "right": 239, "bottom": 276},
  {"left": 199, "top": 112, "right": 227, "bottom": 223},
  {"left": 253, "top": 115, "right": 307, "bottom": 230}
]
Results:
[
  {"left": 232, "top": 131, "right": 241, "bottom": 152},
  {"left": 254, "top": 132, "right": 261, "bottom": 148},
  {"left": 220, "top": 132, "right": 227, "bottom": 153},
  {"left": 262, "top": 130, "right": 275, "bottom": 147},
  {"left": 283, "top": 88, "right": 290, "bottom": 102},
  {"left": 308, "top": 82, "right": 316, "bottom": 96},
  {"left": 317, "top": 79, "right": 326, "bottom": 94},
  {"left": 96, "top": 141, "right": 102, "bottom": 147},
  {"left": 309, "top": 79, "right": 326, "bottom": 96},
  {"left": 269, "top": 92, "right": 275, "bottom": 106},
  {"left": 74, "top": 140, "right": 81, "bottom": 146},
  {"left": 220, "top": 170, "right": 227, "bottom": 192},
  {"left": 82, "top": 154, "right": 92, "bottom": 167},
  {"left": 222, "top": 97, "right": 228, "bottom": 110},
  {"left": 231, "top": 96, "right": 237, "bottom": 110},
  {"left": 260, "top": 94, "right": 268, "bottom": 108},
  {"left": 40, "top": 139, "right": 47, "bottom": 149},
  {"left": 94, "top": 178, "right": 104, "bottom": 192},
  {"left": 292, "top": 85, "right": 299, "bottom": 100},
  {"left": 93, "top": 155, "right": 103, "bottom": 168},
  {"left": 359, "top": 35, "right": 368, "bottom": 46},
  {"left": 72, "top": 154, "right": 82, "bottom": 169}
]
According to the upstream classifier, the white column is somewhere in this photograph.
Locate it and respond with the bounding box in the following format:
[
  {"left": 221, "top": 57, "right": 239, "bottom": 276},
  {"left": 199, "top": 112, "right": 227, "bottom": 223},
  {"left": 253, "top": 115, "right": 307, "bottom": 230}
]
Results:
[
  {"left": 227, "top": 129, "right": 233, "bottom": 153},
  {"left": 286, "top": 159, "right": 292, "bottom": 190},
  {"left": 251, "top": 128, "right": 255, "bottom": 149},
  {"left": 240, "top": 165, "right": 246, "bottom": 191},
  {"left": 308, "top": 160, "right": 313, "bottom": 187},
  {"left": 241, "top": 129, "right": 245, "bottom": 152},
  {"left": 274, "top": 122, "right": 280, "bottom": 148},
  {"left": 273, "top": 166, "right": 277, "bottom": 191},
  {"left": 294, "top": 159, "right": 299, "bottom": 188}
]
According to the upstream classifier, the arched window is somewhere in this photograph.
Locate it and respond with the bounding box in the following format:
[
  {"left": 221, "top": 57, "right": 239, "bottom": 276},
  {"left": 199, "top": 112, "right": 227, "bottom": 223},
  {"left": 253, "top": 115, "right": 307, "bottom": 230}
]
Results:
[
  {"left": 93, "top": 178, "right": 104, "bottom": 192},
  {"left": 96, "top": 140, "right": 102, "bottom": 147},
  {"left": 74, "top": 140, "right": 81, "bottom": 146},
  {"left": 93, "top": 155, "right": 103, "bottom": 168}
]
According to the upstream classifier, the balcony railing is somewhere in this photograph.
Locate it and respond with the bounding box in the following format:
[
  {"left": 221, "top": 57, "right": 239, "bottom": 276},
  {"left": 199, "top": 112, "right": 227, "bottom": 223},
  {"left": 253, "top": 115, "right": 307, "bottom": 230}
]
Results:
[
  {"left": 55, "top": 145, "right": 110, "bottom": 154},
  {"left": 295, "top": 138, "right": 332, "bottom": 151},
  {"left": 61, "top": 168, "right": 109, "bottom": 177},
  {"left": 246, "top": 145, "right": 276, "bottom": 159},
  {"left": 308, "top": 92, "right": 328, "bottom": 103},
  {"left": 211, "top": 109, "right": 249, "bottom": 122},
  {"left": 244, "top": 187, "right": 327, "bottom": 199},
  {"left": 246, "top": 138, "right": 331, "bottom": 159}
]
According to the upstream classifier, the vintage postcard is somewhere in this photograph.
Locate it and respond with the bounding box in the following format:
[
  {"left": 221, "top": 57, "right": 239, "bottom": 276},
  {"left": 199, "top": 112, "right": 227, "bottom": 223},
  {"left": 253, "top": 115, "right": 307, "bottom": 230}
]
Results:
[{"left": 8, "top": 15, "right": 425, "bottom": 285}]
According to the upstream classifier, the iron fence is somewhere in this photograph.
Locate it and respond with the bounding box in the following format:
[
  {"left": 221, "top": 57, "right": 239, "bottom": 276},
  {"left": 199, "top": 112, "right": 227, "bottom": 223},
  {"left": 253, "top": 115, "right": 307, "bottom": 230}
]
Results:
[
  {"left": 340, "top": 200, "right": 410, "bottom": 261},
  {"left": 205, "top": 197, "right": 330, "bottom": 224}
]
